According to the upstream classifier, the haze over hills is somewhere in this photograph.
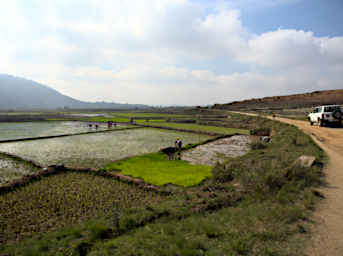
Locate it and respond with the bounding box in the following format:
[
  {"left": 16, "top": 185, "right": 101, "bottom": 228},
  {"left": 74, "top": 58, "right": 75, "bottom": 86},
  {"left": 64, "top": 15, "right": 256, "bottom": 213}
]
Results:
[
  {"left": 213, "top": 89, "right": 343, "bottom": 111},
  {"left": 0, "top": 74, "right": 148, "bottom": 110}
]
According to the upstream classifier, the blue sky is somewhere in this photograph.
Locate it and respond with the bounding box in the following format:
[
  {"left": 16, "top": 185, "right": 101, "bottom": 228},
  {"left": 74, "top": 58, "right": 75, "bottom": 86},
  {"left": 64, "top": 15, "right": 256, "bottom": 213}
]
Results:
[
  {"left": 240, "top": 0, "right": 343, "bottom": 36},
  {"left": 0, "top": 0, "right": 342, "bottom": 105}
]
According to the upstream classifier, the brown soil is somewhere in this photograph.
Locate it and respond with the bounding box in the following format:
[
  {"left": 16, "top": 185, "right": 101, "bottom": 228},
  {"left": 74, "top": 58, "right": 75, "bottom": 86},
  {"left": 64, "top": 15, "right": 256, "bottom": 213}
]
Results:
[
  {"left": 181, "top": 135, "right": 251, "bottom": 166},
  {"left": 237, "top": 112, "right": 343, "bottom": 256},
  {"left": 235, "top": 111, "right": 343, "bottom": 255},
  {"left": 271, "top": 117, "right": 343, "bottom": 256},
  {"left": 213, "top": 89, "right": 343, "bottom": 110}
]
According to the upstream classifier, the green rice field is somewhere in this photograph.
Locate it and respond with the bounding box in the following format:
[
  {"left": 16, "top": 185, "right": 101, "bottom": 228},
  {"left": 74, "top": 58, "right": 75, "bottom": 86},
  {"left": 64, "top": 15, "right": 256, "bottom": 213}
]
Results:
[
  {"left": 0, "top": 128, "right": 212, "bottom": 169},
  {"left": 106, "top": 152, "right": 212, "bottom": 186},
  {"left": 137, "top": 122, "right": 249, "bottom": 135}
]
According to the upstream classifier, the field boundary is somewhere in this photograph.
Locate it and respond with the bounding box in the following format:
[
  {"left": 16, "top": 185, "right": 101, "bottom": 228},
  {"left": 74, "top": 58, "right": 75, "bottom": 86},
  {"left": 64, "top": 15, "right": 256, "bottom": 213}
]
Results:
[
  {"left": 0, "top": 164, "right": 170, "bottom": 196},
  {"left": 0, "top": 151, "right": 42, "bottom": 168},
  {"left": 135, "top": 123, "right": 229, "bottom": 136},
  {"left": 0, "top": 126, "right": 142, "bottom": 143},
  {"left": 0, "top": 134, "right": 246, "bottom": 195}
]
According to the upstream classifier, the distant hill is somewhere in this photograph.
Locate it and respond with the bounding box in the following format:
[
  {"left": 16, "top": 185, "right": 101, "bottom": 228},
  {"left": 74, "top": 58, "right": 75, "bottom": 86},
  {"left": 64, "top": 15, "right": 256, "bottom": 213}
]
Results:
[
  {"left": 0, "top": 74, "right": 148, "bottom": 110},
  {"left": 213, "top": 89, "right": 343, "bottom": 111}
]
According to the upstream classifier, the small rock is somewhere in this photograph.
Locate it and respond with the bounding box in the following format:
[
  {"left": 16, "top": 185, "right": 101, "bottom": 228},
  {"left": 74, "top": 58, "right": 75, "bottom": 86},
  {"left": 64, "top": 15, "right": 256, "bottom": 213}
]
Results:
[{"left": 295, "top": 155, "right": 316, "bottom": 168}]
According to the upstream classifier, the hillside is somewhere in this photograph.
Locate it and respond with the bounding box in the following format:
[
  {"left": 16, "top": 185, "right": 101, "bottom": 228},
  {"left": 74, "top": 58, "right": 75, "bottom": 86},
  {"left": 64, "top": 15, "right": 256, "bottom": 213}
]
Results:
[
  {"left": 213, "top": 89, "right": 343, "bottom": 111},
  {"left": 0, "top": 74, "right": 147, "bottom": 110}
]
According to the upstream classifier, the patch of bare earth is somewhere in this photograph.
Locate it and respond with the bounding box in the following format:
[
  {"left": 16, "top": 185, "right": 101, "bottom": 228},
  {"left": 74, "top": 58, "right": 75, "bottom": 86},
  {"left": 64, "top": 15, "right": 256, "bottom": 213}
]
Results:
[
  {"left": 181, "top": 135, "right": 251, "bottom": 166},
  {"left": 272, "top": 117, "right": 343, "bottom": 256},
  {"left": 234, "top": 111, "right": 343, "bottom": 255}
]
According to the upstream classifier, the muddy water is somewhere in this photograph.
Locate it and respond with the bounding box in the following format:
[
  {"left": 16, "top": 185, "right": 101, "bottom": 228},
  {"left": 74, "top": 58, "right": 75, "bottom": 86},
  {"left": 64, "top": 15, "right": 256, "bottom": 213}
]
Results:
[
  {"left": 181, "top": 135, "right": 251, "bottom": 166},
  {"left": 0, "top": 128, "right": 212, "bottom": 169},
  {"left": 0, "top": 121, "right": 128, "bottom": 141},
  {"left": 0, "top": 157, "right": 39, "bottom": 186}
]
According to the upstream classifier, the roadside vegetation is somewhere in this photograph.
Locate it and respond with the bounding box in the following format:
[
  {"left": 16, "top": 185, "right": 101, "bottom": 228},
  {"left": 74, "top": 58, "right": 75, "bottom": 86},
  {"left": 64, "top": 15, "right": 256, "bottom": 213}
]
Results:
[{"left": 0, "top": 112, "right": 325, "bottom": 256}]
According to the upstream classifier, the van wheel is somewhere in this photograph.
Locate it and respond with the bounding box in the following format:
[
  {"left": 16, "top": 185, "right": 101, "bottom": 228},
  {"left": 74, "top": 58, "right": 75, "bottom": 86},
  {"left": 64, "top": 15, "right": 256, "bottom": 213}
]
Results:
[{"left": 319, "top": 119, "right": 324, "bottom": 127}]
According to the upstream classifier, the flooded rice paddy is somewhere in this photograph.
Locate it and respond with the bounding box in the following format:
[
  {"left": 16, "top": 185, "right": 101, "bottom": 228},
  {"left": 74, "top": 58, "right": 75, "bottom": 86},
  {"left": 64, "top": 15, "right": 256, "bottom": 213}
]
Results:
[
  {"left": 181, "top": 135, "right": 251, "bottom": 166},
  {"left": 0, "top": 154, "right": 40, "bottom": 185},
  {"left": 0, "top": 128, "right": 212, "bottom": 169},
  {"left": 0, "top": 121, "right": 129, "bottom": 142}
]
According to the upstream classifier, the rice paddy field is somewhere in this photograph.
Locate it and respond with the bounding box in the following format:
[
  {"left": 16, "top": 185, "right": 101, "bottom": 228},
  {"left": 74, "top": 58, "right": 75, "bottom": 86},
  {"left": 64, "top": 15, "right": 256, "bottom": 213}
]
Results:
[
  {"left": 106, "top": 152, "right": 212, "bottom": 186},
  {"left": 0, "top": 128, "right": 212, "bottom": 169},
  {"left": 0, "top": 153, "right": 40, "bottom": 186},
  {"left": 137, "top": 121, "right": 250, "bottom": 135},
  {"left": 0, "top": 172, "right": 165, "bottom": 243},
  {"left": 0, "top": 121, "right": 129, "bottom": 141}
]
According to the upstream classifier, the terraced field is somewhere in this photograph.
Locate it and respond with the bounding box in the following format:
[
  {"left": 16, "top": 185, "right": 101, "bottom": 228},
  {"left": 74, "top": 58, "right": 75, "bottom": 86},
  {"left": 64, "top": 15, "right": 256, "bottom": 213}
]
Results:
[
  {"left": 0, "top": 121, "right": 127, "bottom": 141},
  {"left": 0, "top": 128, "right": 212, "bottom": 169},
  {"left": 0, "top": 172, "right": 164, "bottom": 243},
  {"left": 0, "top": 153, "right": 40, "bottom": 185}
]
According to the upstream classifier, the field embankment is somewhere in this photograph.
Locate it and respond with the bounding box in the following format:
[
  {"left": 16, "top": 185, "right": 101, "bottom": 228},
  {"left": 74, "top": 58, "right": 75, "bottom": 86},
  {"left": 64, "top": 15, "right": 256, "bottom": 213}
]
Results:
[
  {"left": 271, "top": 116, "right": 343, "bottom": 256},
  {"left": 0, "top": 113, "right": 326, "bottom": 255}
]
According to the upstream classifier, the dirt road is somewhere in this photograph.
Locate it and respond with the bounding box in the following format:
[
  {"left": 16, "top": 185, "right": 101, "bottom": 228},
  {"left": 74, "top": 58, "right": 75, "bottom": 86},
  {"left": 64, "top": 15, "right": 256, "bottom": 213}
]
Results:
[
  {"left": 230, "top": 111, "right": 343, "bottom": 254},
  {"left": 272, "top": 117, "right": 343, "bottom": 256}
]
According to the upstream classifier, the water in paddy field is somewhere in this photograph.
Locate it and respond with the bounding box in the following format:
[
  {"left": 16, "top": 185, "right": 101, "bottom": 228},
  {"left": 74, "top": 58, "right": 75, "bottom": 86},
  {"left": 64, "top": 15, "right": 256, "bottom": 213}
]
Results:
[
  {"left": 0, "top": 128, "right": 212, "bottom": 169},
  {"left": 0, "top": 121, "right": 127, "bottom": 141},
  {"left": 0, "top": 156, "right": 39, "bottom": 186}
]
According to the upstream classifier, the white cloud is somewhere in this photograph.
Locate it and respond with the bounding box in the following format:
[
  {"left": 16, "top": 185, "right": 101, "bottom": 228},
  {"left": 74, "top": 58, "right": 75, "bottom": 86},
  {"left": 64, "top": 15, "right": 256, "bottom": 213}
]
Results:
[
  {"left": 0, "top": 0, "right": 342, "bottom": 105},
  {"left": 240, "top": 29, "right": 343, "bottom": 69}
]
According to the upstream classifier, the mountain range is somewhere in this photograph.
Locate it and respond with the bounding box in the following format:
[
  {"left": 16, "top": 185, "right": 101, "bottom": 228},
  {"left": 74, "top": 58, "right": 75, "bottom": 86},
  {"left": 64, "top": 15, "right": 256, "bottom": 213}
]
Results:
[{"left": 0, "top": 74, "right": 148, "bottom": 110}]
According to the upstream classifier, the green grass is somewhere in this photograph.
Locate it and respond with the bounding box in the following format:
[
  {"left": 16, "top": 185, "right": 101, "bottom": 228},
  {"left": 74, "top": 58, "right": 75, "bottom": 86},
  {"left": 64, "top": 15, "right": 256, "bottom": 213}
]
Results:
[
  {"left": 106, "top": 152, "right": 212, "bottom": 186},
  {"left": 81, "top": 117, "right": 130, "bottom": 123},
  {"left": 135, "top": 119, "right": 166, "bottom": 123},
  {"left": 111, "top": 112, "right": 191, "bottom": 118},
  {"left": 0, "top": 113, "right": 326, "bottom": 256},
  {"left": 138, "top": 122, "right": 250, "bottom": 135}
]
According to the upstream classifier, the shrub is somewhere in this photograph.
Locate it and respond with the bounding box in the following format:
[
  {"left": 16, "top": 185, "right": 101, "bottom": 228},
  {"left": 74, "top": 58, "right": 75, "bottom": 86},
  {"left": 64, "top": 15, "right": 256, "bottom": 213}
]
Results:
[
  {"left": 212, "top": 162, "right": 234, "bottom": 183},
  {"left": 250, "top": 127, "right": 271, "bottom": 136},
  {"left": 250, "top": 141, "right": 266, "bottom": 150}
]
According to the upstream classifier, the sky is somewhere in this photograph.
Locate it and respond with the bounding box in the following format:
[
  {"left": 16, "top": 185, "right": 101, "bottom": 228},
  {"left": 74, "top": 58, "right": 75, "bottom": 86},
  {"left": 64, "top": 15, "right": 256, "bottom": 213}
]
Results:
[{"left": 0, "top": 0, "right": 342, "bottom": 106}]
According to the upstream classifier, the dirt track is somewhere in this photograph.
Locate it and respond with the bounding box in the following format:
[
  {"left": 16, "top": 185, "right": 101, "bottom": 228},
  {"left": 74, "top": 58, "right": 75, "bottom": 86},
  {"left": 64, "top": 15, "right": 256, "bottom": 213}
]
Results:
[
  {"left": 273, "top": 117, "right": 343, "bottom": 256},
  {"left": 230, "top": 111, "right": 343, "bottom": 254}
]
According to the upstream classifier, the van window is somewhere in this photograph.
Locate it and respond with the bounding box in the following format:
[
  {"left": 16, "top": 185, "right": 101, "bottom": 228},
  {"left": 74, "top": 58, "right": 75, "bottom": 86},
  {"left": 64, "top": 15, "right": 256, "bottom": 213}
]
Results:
[{"left": 324, "top": 106, "right": 340, "bottom": 112}]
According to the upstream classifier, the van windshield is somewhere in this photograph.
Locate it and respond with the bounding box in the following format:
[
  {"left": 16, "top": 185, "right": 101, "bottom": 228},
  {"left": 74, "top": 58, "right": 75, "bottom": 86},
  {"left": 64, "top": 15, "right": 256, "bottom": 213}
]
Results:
[{"left": 324, "top": 106, "right": 341, "bottom": 112}]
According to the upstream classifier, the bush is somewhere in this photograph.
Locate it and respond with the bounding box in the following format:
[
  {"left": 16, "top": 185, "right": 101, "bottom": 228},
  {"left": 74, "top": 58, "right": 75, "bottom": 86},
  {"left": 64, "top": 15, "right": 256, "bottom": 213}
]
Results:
[
  {"left": 250, "top": 141, "right": 266, "bottom": 150},
  {"left": 212, "top": 163, "right": 234, "bottom": 183},
  {"left": 250, "top": 128, "right": 271, "bottom": 136}
]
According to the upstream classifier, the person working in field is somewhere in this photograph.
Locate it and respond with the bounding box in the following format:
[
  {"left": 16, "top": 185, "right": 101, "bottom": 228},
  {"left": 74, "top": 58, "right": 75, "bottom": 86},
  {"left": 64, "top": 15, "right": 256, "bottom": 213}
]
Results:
[
  {"left": 177, "top": 139, "right": 182, "bottom": 149},
  {"left": 175, "top": 138, "right": 182, "bottom": 149}
]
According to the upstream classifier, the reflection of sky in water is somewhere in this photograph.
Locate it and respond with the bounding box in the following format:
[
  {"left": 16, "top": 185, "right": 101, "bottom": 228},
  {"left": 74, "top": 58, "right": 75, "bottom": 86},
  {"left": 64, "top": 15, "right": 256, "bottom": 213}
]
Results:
[
  {"left": 0, "top": 122, "right": 127, "bottom": 141},
  {"left": 0, "top": 128, "right": 212, "bottom": 169}
]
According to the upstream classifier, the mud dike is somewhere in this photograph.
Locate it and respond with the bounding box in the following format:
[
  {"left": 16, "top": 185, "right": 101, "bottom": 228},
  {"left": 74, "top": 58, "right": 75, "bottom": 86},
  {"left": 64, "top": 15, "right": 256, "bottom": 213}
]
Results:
[{"left": 181, "top": 135, "right": 251, "bottom": 166}]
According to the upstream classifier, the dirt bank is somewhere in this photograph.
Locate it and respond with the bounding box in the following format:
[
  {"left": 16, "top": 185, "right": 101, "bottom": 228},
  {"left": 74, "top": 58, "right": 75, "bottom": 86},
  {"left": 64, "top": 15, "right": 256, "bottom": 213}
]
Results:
[
  {"left": 273, "top": 117, "right": 343, "bottom": 256},
  {"left": 233, "top": 112, "right": 343, "bottom": 255}
]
